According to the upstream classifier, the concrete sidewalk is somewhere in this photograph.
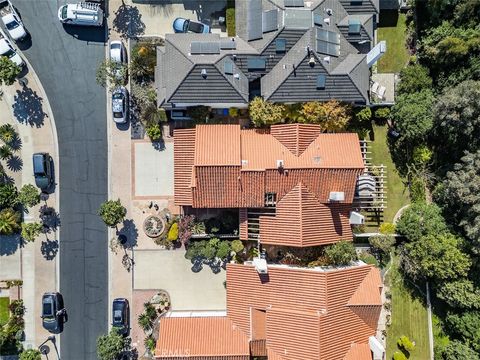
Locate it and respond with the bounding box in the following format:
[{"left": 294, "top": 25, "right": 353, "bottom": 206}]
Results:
[{"left": 0, "top": 62, "right": 59, "bottom": 349}]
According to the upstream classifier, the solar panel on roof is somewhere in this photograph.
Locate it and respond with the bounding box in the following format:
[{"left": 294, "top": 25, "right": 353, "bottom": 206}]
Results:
[
  {"left": 190, "top": 41, "right": 220, "bottom": 54},
  {"left": 284, "top": 0, "right": 304, "bottom": 6},
  {"left": 262, "top": 9, "right": 278, "bottom": 33},
  {"left": 284, "top": 9, "right": 312, "bottom": 29},
  {"left": 276, "top": 38, "right": 286, "bottom": 53},
  {"left": 327, "top": 30, "right": 340, "bottom": 44},
  {"left": 348, "top": 19, "right": 361, "bottom": 34},
  {"left": 220, "top": 40, "right": 237, "bottom": 50},
  {"left": 315, "top": 28, "right": 340, "bottom": 57},
  {"left": 316, "top": 74, "right": 326, "bottom": 89},
  {"left": 313, "top": 14, "right": 323, "bottom": 26},
  {"left": 247, "top": 0, "right": 263, "bottom": 41},
  {"left": 247, "top": 57, "right": 266, "bottom": 71},
  {"left": 224, "top": 60, "right": 234, "bottom": 75}
]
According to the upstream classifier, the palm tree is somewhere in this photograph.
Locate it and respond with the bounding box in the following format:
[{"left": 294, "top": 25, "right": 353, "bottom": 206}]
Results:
[
  {"left": 0, "top": 208, "right": 21, "bottom": 235},
  {"left": 142, "top": 104, "right": 167, "bottom": 127},
  {"left": 0, "top": 145, "right": 12, "bottom": 160},
  {"left": 137, "top": 312, "right": 152, "bottom": 332},
  {"left": 0, "top": 124, "right": 16, "bottom": 144}
]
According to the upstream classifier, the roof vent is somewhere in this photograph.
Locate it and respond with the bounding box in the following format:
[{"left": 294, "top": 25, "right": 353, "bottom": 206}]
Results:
[
  {"left": 276, "top": 159, "right": 285, "bottom": 169},
  {"left": 232, "top": 54, "right": 237, "bottom": 61},
  {"left": 323, "top": 56, "right": 331, "bottom": 63},
  {"left": 201, "top": 69, "right": 207, "bottom": 79},
  {"left": 329, "top": 191, "right": 345, "bottom": 202},
  {"left": 309, "top": 56, "right": 315, "bottom": 67},
  {"left": 324, "top": 17, "right": 330, "bottom": 25},
  {"left": 349, "top": 211, "right": 365, "bottom": 225},
  {"left": 233, "top": 73, "right": 240, "bottom": 79},
  {"left": 326, "top": 8, "right": 333, "bottom": 15},
  {"left": 253, "top": 257, "right": 268, "bottom": 274}
]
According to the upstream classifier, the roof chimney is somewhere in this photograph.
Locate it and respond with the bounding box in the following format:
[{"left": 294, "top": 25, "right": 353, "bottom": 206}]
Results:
[
  {"left": 309, "top": 56, "right": 315, "bottom": 67},
  {"left": 277, "top": 159, "right": 285, "bottom": 169}
]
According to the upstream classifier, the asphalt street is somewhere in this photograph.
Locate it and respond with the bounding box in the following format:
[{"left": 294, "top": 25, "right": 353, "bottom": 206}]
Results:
[{"left": 11, "top": 1, "right": 108, "bottom": 359}]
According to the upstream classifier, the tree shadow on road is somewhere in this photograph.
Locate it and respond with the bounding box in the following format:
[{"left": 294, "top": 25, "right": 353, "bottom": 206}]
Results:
[
  {"left": 6, "top": 155, "right": 23, "bottom": 172},
  {"left": 12, "top": 86, "right": 47, "bottom": 128},
  {"left": 0, "top": 234, "right": 20, "bottom": 256},
  {"left": 41, "top": 238, "right": 59, "bottom": 260},
  {"left": 113, "top": 3, "right": 146, "bottom": 39}
]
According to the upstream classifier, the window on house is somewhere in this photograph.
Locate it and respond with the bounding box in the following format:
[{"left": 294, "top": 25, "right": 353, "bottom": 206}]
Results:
[{"left": 264, "top": 192, "right": 277, "bottom": 207}]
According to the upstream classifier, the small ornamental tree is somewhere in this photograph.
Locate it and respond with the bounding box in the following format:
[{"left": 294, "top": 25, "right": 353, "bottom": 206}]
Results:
[
  {"left": 21, "top": 222, "right": 43, "bottom": 242},
  {"left": 321, "top": 100, "right": 351, "bottom": 132},
  {"left": 369, "top": 234, "right": 396, "bottom": 255},
  {"left": 0, "top": 183, "right": 18, "bottom": 208},
  {"left": 0, "top": 56, "right": 21, "bottom": 86},
  {"left": 17, "top": 184, "right": 40, "bottom": 208},
  {"left": 146, "top": 123, "right": 162, "bottom": 142},
  {"left": 324, "top": 240, "right": 357, "bottom": 266},
  {"left": 0, "top": 208, "right": 21, "bottom": 235},
  {"left": 95, "top": 60, "right": 127, "bottom": 89},
  {"left": 19, "top": 349, "right": 41, "bottom": 360},
  {"left": 96, "top": 328, "right": 131, "bottom": 360},
  {"left": 98, "top": 199, "right": 126, "bottom": 228},
  {"left": 248, "top": 97, "right": 285, "bottom": 127},
  {"left": 299, "top": 101, "right": 326, "bottom": 124}
]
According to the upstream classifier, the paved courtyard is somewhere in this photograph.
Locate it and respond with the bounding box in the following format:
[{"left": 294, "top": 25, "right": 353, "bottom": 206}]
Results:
[
  {"left": 133, "top": 250, "right": 226, "bottom": 311},
  {"left": 133, "top": 141, "right": 174, "bottom": 198}
]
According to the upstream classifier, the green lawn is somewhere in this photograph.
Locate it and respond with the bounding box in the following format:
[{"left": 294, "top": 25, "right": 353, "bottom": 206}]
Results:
[
  {"left": 0, "top": 297, "right": 9, "bottom": 325},
  {"left": 377, "top": 11, "right": 410, "bottom": 73},
  {"left": 386, "top": 257, "right": 431, "bottom": 359},
  {"left": 369, "top": 125, "right": 410, "bottom": 223}
]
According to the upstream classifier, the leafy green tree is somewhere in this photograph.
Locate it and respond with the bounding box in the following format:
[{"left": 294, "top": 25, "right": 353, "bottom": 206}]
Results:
[
  {"left": 396, "top": 203, "right": 448, "bottom": 242},
  {"left": 441, "top": 340, "right": 479, "bottom": 360},
  {"left": 397, "top": 64, "right": 433, "bottom": 95},
  {"left": 319, "top": 100, "right": 351, "bottom": 132},
  {"left": 0, "top": 208, "right": 21, "bottom": 235},
  {"left": 19, "top": 349, "right": 41, "bottom": 360},
  {"left": 96, "top": 328, "right": 131, "bottom": 360},
  {"left": 0, "top": 183, "right": 18, "bottom": 208},
  {"left": 95, "top": 60, "right": 127, "bottom": 89},
  {"left": 445, "top": 311, "right": 480, "bottom": 352},
  {"left": 17, "top": 184, "right": 40, "bottom": 208},
  {"left": 0, "top": 56, "right": 21, "bottom": 86},
  {"left": 433, "top": 81, "right": 480, "bottom": 166},
  {"left": 21, "top": 222, "right": 43, "bottom": 242},
  {"left": 379, "top": 222, "right": 396, "bottom": 235},
  {"left": 374, "top": 107, "right": 390, "bottom": 120},
  {"left": 434, "top": 151, "right": 480, "bottom": 250},
  {"left": 369, "top": 234, "right": 396, "bottom": 255},
  {"left": 324, "top": 240, "right": 357, "bottom": 266},
  {"left": 130, "top": 42, "right": 157, "bottom": 80},
  {"left": 401, "top": 233, "right": 471, "bottom": 281},
  {"left": 231, "top": 240, "right": 244, "bottom": 254},
  {"left": 98, "top": 199, "right": 126, "bottom": 228},
  {"left": 355, "top": 107, "right": 371, "bottom": 124},
  {"left": 249, "top": 97, "right": 285, "bottom": 127},
  {"left": 437, "top": 279, "right": 480, "bottom": 309}
]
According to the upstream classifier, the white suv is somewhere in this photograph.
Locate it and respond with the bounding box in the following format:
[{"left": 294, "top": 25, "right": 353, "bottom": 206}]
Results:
[{"left": 0, "top": 37, "right": 23, "bottom": 67}]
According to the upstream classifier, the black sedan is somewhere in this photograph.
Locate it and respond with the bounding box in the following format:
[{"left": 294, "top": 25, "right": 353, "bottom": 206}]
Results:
[
  {"left": 41, "top": 292, "right": 67, "bottom": 334},
  {"left": 112, "top": 298, "right": 129, "bottom": 336}
]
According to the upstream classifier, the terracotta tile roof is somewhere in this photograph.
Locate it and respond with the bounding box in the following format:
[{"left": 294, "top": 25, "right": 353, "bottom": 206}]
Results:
[
  {"left": 155, "top": 317, "right": 250, "bottom": 359},
  {"left": 270, "top": 124, "right": 321, "bottom": 157},
  {"left": 343, "top": 343, "right": 372, "bottom": 360},
  {"left": 194, "top": 125, "right": 241, "bottom": 166},
  {"left": 173, "top": 129, "right": 196, "bottom": 205},
  {"left": 226, "top": 263, "right": 382, "bottom": 360},
  {"left": 259, "top": 182, "right": 353, "bottom": 247}
]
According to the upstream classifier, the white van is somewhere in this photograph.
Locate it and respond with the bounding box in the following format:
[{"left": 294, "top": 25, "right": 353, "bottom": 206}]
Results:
[{"left": 57, "top": 2, "right": 103, "bottom": 27}]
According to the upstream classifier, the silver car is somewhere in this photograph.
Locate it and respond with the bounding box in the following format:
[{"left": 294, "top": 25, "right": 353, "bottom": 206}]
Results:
[{"left": 112, "top": 87, "right": 128, "bottom": 124}]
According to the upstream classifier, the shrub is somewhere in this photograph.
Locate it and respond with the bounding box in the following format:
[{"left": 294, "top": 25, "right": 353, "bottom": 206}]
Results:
[
  {"left": 178, "top": 215, "right": 195, "bottom": 245},
  {"left": 409, "top": 176, "right": 426, "bottom": 203},
  {"left": 358, "top": 252, "right": 379, "bottom": 266},
  {"left": 187, "top": 106, "right": 210, "bottom": 123},
  {"left": 231, "top": 240, "right": 244, "bottom": 253},
  {"left": 355, "top": 107, "right": 372, "bottom": 124},
  {"left": 96, "top": 328, "right": 131, "bottom": 360},
  {"left": 374, "top": 107, "right": 390, "bottom": 120},
  {"left": 216, "top": 241, "right": 231, "bottom": 259},
  {"left": 412, "top": 145, "right": 433, "bottom": 165},
  {"left": 369, "top": 234, "right": 396, "bottom": 255},
  {"left": 19, "top": 349, "right": 41, "bottom": 360},
  {"left": 167, "top": 223, "right": 178, "bottom": 241},
  {"left": 201, "top": 243, "right": 217, "bottom": 260},
  {"left": 0, "top": 208, "right": 21, "bottom": 235},
  {"left": 185, "top": 240, "right": 207, "bottom": 260},
  {"left": 191, "top": 221, "right": 206, "bottom": 235},
  {"left": 146, "top": 123, "right": 162, "bottom": 141},
  {"left": 379, "top": 222, "right": 396, "bottom": 235},
  {"left": 393, "top": 351, "right": 408, "bottom": 360},
  {"left": 397, "top": 335, "right": 415, "bottom": 352},
  {"left": 324, "top": 240, "right": 357, "bottom": 266},
  {"left": 21, "top": 222, "right": 43, "bottom": 242},
  {"left": 144, "top": 335, "right": 156, "bottom": 353},
  {"left": 0, "top": 183, "right": 18, "bottom": 208},
  {"left": 0, "top": 56, "right": 21, "bottom": 86},
  {"left": 17, "top": 184, "right": 40, "bottom": 208},
  {"left": 228, "top": 107, "right": 239, "bottom": 117},
  {"left": 98, "top": 199, "right": 126, "bottom": 228}
]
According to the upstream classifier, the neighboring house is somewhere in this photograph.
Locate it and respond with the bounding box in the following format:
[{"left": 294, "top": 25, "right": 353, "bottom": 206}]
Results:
[
  {"left": 174, "top": 123, "right": 365, "bottom": 247},
  {"left": 155, "top": 0, "right": 381, "bottom": 113},
  {"left": 155, "top": 262, "right": 384, "bottom": 360}
]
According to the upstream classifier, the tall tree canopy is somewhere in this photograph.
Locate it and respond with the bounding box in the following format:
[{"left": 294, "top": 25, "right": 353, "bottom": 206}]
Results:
[{"left": 396, "top": 203, "right": 448, "bottom": 242}]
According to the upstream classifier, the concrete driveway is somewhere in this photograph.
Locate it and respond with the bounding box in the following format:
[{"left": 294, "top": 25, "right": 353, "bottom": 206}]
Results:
[
  {"left": 113, "top": 0, "right": 227, "bottom": 37},
  {"left": 133, "top": 250, "right": 226, "bottom": 311}
]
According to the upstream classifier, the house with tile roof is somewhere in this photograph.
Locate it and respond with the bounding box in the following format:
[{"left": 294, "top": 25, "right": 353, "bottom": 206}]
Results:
[
  {"left": 174, "top": 123, "right": 365, "bottom": 247},
  {"left": 155, "top": 262, "right": 384, "bottom": 360},
  {"left": 155, "top": 0, "right": 382, "bottom": 112}
]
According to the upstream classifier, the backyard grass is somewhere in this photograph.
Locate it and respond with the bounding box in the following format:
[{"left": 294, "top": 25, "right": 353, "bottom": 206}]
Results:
[
  {"left": 377, "top": 11, "right": 409, "bottom": 73},
  {"left": 0, "top": 297, "right": 9, "bottom": 325},
  {"left": 369, "top": 125, "right": 410, "bottom": 223},
  {"left": 386, "top": 257, "right": 430, "bottom": 360}
]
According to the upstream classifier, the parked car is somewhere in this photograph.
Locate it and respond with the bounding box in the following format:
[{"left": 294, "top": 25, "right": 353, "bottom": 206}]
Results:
[
  {"left": 112, "top": 298, "right": 129, "bottom": 336},
  {"left": 33, "top": 152, "right": 54, "bottom": 190},
  {"left": 112, "top": 87, "right": 128, "bottom": 124},
  {"left": 0, "top": 37, "right": 23, "bottom": 67},
  {"left": 57, "top": 2, "right": 104, "bottom": 27},
  {"left": 0, "top": 0, "right": 27, "bottom": 41},
  {"left": 173, "top": 17, "right": 210, "bottom": 34},
  {"left": 41, "top": 292, "right": 67, "bottom": 334},
  {"left": 110, "top": 40, "right": 126, "bottom": 64}
]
